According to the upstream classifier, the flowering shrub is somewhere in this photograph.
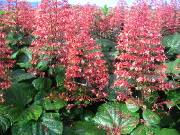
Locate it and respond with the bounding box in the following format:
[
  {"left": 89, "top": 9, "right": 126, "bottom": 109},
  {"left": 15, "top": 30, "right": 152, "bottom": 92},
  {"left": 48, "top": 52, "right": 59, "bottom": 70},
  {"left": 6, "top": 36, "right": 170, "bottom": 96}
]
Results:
[
  {"left": 0, "top": 0, "right": 179, "bottom": 135},
  {"left": 114, "top": 2, "right": 173, "bottom": 102},
  {"left": 0, "top": 22, "right": 13, "bottom": 89}
]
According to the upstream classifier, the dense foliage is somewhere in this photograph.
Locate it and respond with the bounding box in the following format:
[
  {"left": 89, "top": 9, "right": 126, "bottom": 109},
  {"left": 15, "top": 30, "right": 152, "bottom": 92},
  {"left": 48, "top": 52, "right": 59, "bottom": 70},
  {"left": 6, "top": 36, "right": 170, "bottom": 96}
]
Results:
[{"left": 0, "top": 0, "right": 180, "bottom": 135}]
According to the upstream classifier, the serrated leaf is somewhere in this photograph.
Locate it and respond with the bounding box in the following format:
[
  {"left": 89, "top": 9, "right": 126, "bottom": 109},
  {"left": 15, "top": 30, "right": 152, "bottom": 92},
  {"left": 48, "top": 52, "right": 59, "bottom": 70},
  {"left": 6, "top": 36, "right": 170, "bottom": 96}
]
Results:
[
  {"left": 73, "top": 121, "right": 106, "bottom": 135},
  {"left": 17, "top": 104, "right": 42, "bottom": 124},
  {"left": 12, "top": 113, "right": 63, "bottom": 135},
  {"left": 3, "top": 83, "right": 36, "bottom": 109},
  {"left": 125, "top": 99, "right": 140, "bottom": 112},
  {"left": 11, "top": 70, "right": 35, "bottom": 82},
  {"left": 156, "top": 128, "right": 179, "bottom": 135},
  {"left": 165, "top": 59, "right": 180, "bottom": 74},
  {"left": 11, "top": 48, "right": 32, "bottom": 63},
  {"left": 142, "top": 109, "right": 160, "bottom": 126},
  {"left": 37, "top": 61, "right": 49, "bottom": 71},
  {"left": 32, "top": 78, "right": 52, "bottom": 91},
  {"left": 162, "top": 33, "right": 180, "bottom": 55},
  {"left": 43, "top": 98, "right": 66, "bottom": 111},
  {"left": 0, "top": 115, "right": 11, "bottom": 133},
  {"left": 17, "top": 62, "right": 32, "bottom": 69},
  {"left": 41, "top": 113, "right": 63, "bottom": 134},
  {"left": 93, "top": 102, "right": 139, "bottom": 134},
  {"left": 165, "top": 89, "right": 180, "bottom": 109},
  {"left": 131, "top": 124, "right": 160, "bottom": 135},
  {"left": 0, "top": 104, "right": 21, "bottom": 133}
]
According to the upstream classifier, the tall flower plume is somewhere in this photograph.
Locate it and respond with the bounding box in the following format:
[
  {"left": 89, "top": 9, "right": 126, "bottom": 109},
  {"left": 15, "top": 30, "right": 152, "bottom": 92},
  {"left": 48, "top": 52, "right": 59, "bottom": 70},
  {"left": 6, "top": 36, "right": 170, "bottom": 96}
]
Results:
[
  {"left": 63, "top": 6, "right": 109, "bottom": 101},
  {"left": 114, "top": 1, "right": 172, "bottom": 101},
  {"left": 0, "top": 16, "right": 14, "bottom": 89}
]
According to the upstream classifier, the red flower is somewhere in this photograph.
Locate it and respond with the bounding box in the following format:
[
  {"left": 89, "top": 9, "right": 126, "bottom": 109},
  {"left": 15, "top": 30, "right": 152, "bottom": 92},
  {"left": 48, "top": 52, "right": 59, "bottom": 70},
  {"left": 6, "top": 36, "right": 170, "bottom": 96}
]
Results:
[
  {"left": 114, "top": 2, "right": 172, "bottom": 100},
  {"left": 64, "top": 6, "right": 109, "bottom": 98},
  {"left": 0, "top": 25, "right": 14, "bottom": 89}
]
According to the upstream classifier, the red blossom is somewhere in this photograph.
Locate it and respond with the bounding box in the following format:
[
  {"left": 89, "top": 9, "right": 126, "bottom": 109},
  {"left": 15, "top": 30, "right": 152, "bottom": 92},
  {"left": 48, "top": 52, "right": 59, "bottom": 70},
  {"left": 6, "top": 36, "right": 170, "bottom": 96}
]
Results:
[
  {"left": 114, "top": 1, "right": 172, "bottom": 100},
  {"left": 0, "top": 23, "right": 14, "bottom": 89},
  {"left": 64, "top": 6, "right": 109, "bottom": 98}
]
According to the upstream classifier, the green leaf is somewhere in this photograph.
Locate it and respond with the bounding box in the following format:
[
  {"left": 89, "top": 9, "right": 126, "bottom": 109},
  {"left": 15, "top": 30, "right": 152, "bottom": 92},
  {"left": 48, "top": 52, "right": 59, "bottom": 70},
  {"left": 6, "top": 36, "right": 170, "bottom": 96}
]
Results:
[
  {"left": 0, "top": 104, "right": 21, "bottom": 133},
  {"left": 11, "top": 69, "right": 35, "bottom": 82},
  {"left": 32, "top": 78, "right": 52, "bottom": 91},
  {"left": 142, "top": 109, "right": 160, "bottom": 126},
  {"left": 17, "top": 62, "right": 32, "bottom": 69},
  {"left": 93, "top": 102, "right": 139, "bottom": 134},
  {"left": 156, "top": 128, "right": 179, "bottom": 135},
  {"left": 3, "top": 83, "right": 36, "bottom": 109},
  {"left": 43, "top": 98, "right": 66, "bottom": 111},
  {"left": 12, "top": 113, "right": 63, "bottom": 135},
  {"left": 165, "top": 89, "right": 180, "bottom": 109},
  {"left": 73, "top": 121, "right": 106, "bottom": 135},
  {"left": 125, "top": 99, "right": 140, "bottom": 112},
  {"left": 0, "top": 115, "right": 11, "bottom": 133},
  {"left": 165, "top": 58, "right": 180, "bottom": 74},
  {"left": 101, "top": 5, "right": 109, "bottom": 16},
  {"left": 131, "top": 124, "right": 160, "bottom": 135},
  {"left": 17, "top": 104, "right": 42, "bottom": 124},
  {"left": 131, "top": 125, "right": 146, "bottom": 135},
  {"left": 162, "top": 33, "right": 180, "bottom": 55},
  {"left": 37, "top": 61, "right": 49, "bottom": 71},
  {"left": 12, "top": 48, "right": 32, "bottom": 62}
]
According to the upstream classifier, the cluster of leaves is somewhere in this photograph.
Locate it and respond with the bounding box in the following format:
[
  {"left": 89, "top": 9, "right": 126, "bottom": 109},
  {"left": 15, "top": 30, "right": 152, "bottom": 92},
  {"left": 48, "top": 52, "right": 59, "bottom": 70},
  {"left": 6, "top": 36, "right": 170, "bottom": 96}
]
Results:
[{"left": 0, "top": 0, "right": 180, "bottom": 135}]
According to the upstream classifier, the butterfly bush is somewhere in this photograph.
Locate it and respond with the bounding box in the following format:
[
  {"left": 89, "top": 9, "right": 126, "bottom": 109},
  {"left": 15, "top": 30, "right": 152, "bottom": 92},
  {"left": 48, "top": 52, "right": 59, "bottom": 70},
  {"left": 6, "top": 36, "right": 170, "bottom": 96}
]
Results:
[{"left": 114, "top": 2, "right": 173, "bottom": 101}]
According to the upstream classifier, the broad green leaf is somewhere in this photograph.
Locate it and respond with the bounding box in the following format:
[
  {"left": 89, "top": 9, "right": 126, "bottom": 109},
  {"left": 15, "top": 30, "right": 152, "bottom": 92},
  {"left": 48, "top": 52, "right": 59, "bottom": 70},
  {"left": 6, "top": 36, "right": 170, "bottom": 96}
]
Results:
[
  {"left": 93, "top": 102, "right": 139, "bottom": 134},
  {"left": 17, "top": 62, "right": 32, "bottom": 69},
  {"left": 0, "top": 104, "right": 21, "bottom": 133},
  {"left": 17, "top": 104, "right": 42, "bottom": 124},
  {"left": 165, "top": 89, "right": 180, "bottom": 109},
  {"left": 125, "top": 99, "right": 140, "bottom": 112},
  {"left": 43, "top": 98, "right": 66, "bottom": 111},
  {"left": 3, "top": 83, "right": 36, "bottom": 109},
  {"left": 142, "top": 109, "right": 160, "bottom": 126},
  {"left": 11, "top": 69, "right": 35, "bottom": 82},
  {"left": 156, "top": 128, "right": 179, "bottom": 135},
  {"left": 165, "top": 59, "right": 180, "bottom": 74},
  {"left": 11, "top": 48, "right": 32, "bottom": 63},
  {"left": 32, "top": 78, "right": 52, "bottom": 91},
  {"left": 37, "top": 61, "right": 49, "bottom": 71},
  {"left": 0, "top": 115, "right": 11, "bottom": 133},
  {"left": 73, "top": 121, "right": 106, "bottom": 135},
  {"left": 41, "top": 113, "right": 63, "bottom": 134},
  {"left": 131, "top": 125, "right": 146, "bottom": 135},
  {"left": 12, "top": 113, "right": 63, "bottom": 135},
  {"left": 131, "top": 124, "right": 160, "bottom": 135},
  {"left": 162, "top": 33, "right": 180, "bottom": 55}
]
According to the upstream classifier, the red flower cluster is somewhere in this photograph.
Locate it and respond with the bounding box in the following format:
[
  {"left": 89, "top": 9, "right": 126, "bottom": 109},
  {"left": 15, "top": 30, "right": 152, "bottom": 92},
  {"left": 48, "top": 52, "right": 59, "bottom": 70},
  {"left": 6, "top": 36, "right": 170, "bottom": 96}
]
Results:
[
  {"left": 0, "top": 22, "right": 14, "bottom": 89},
  {"left": 92, "top": 1, "right": 125, "bottom": 39},
  {"left": 30, "top": 0, "right": 69, "bottom": 68},
  {"left": 64, "top": 6, "right": 108, "bottom": 98},
  {"left": 114, "top": 2, "right": 173, "bottom": 100},
  {"left": 156, "top": 1, "right": 177, "bottom": 33},
  {"left": 16, "top": 1, "right": 35, "bottom": 31}
]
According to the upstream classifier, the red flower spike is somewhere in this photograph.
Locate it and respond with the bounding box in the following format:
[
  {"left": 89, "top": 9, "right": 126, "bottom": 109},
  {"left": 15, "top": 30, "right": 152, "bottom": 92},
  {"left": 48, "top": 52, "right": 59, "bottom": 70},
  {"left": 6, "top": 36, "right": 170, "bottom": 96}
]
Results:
[{"left": 114, "top": 2, "right": 173, "bottom": 100}]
